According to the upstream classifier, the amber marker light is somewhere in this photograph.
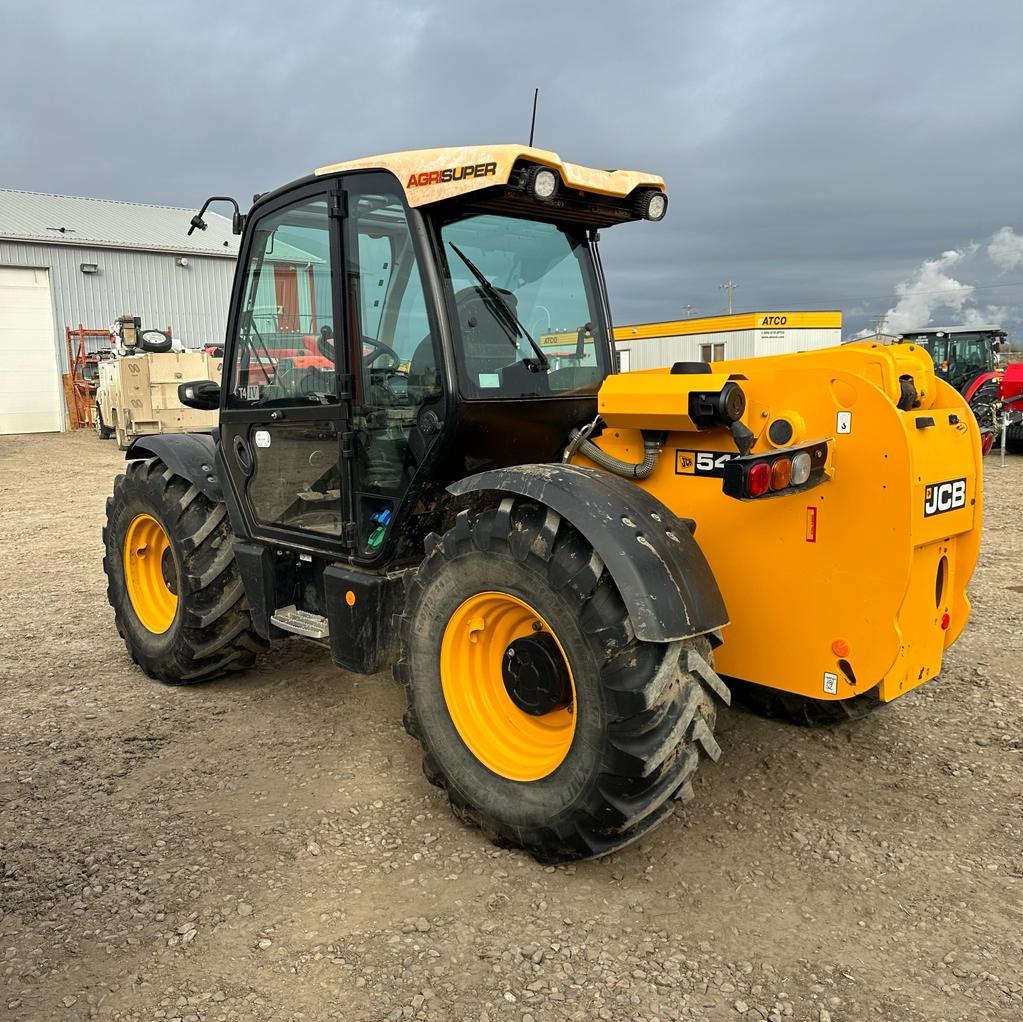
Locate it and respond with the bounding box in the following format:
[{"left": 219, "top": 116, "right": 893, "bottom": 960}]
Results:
[{"left": 770, "top": 457, "right": 792, "bottom": 491}]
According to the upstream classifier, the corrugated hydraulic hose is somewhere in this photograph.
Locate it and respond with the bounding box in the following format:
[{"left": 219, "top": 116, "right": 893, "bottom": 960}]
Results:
[{"left": 568, "top": 429, "right": 663, "bottom": 479}]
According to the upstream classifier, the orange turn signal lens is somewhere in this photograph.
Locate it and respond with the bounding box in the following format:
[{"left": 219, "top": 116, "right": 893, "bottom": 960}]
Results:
[{"left": 770, "top": 457, "right": 792, "bottom": 491}]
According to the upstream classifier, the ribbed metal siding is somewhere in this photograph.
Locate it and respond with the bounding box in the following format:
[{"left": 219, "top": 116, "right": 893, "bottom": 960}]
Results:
[
  {"left": 754, "top": 328, "right": 842, "bottom": 355},
  {"left": 614, "top": 329, "right": 756, "bottom": 370},
  {"left": 614, "top": 327, "right": 843, "bottom": 370},
  {"left": 0, "top": 240, "right": 236, "bottom": 371}
]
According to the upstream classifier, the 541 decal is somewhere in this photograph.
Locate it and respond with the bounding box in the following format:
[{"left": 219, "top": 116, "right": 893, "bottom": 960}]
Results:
[{"left": 675, "top": 449, "right": 735, "bottom": 477}]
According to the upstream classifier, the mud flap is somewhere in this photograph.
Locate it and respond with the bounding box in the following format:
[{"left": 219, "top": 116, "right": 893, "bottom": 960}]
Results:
[{"left": 448, "top": 463, "right": 728, "bottom": 643}]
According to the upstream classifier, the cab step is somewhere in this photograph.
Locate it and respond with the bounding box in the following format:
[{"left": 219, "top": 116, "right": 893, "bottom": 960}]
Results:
[{"left": 270, "top": 605, "right": 330, "bottom": 640}]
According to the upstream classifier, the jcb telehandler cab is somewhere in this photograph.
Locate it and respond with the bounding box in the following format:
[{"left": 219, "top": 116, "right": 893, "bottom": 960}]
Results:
[{"left": 104, "top": 145, "right": 982, "bottom": 862}]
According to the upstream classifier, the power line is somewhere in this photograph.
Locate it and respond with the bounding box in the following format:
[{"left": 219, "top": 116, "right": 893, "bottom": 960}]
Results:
[
  {"left": 668, "top": 278, "right": 1023, "bottom": 320},
  {"left": 743, "top": 278, "right": 1023, "bottom": 310}
]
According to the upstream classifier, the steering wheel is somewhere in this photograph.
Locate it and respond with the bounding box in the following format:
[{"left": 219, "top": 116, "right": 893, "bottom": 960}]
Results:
[
  {"left": 362, "top": 336, "right": 402, "bottom": 370},
  {"left": 315, "top": 327, "right": 401, "bottom": 371}
]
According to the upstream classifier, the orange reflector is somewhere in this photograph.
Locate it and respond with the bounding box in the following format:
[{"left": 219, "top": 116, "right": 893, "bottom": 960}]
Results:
[
  {"left": 940, "top": 612, "right": 950, "bottom": 630},
  {"left": 831, "top": 639, "right": 850, "bottom": 657},
  {"left": 770, "top": 457, "right": 792, "bottom": 491},
  {"left": 345, "top": 590, "right": 356, "bottom": 607}
]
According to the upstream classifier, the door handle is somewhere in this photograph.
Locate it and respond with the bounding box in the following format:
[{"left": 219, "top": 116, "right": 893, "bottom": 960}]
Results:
[
  {"left": 270, "top": 410, "right": 286, "bottom": 421},
  {"left": 234, "top": 434, "right": 253, "bottom": 475}
]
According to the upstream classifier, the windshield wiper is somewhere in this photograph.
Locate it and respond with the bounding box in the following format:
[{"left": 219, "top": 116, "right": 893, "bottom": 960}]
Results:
[{"left": 448, "top": 242, "right": 550, "bottom": 372}]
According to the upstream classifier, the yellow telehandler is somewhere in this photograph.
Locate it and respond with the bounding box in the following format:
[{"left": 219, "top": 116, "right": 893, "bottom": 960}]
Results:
[{"left": 102, "top": 145, "right": 982, "bottom": 861}]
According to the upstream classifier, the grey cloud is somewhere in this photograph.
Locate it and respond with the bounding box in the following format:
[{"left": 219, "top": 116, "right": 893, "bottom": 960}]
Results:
[{"left": 2, "top": 0, "right": 1021, "bottom": 336}]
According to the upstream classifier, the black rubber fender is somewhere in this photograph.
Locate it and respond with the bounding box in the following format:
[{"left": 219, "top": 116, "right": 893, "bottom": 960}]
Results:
[
  {"left": 125, "top": 433, "right": 221, "bottom": 502},
  {"left": 448, "top": 463, "right": 728, "bottom": 643}
]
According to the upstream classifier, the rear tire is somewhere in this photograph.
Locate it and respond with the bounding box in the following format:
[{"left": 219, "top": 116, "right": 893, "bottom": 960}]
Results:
[
  {"left": 1005, "top": 421, "right": 1023, "bottom": 454},
  {"left": 727, "top": 678, "right": 882, "bottom": 726},
  {"left": 396, "top": 498, "right": 729, "bottom": 863},
  {"left": 94, "top": 404, "right": 115, "bottom": 440},
  {"left": 103, "top": 457, "right": 267, "bottom": 684}
]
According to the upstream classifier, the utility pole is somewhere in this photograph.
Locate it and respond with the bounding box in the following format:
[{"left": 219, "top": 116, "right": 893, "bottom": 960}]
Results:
[
  {"left": 683, "top": 304, "right": 694, "bottom": 318},
  {"left": 720, "top": 280, "right": 738, "bottom": 315},
  {"left": 872, "top": 314, "right": 888, "bottom": 337}
]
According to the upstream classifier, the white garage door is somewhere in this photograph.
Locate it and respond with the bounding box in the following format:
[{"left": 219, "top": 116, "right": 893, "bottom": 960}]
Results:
[{"left": 0, "top": 266, "right": 63, "bottom": 434}]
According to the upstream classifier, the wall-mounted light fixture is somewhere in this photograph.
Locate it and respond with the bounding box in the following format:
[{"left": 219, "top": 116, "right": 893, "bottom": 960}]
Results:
[
  {"left": 175, "top": 256, "right": 189, "bottom": 267},
  {"left": 80, "top": 262, "right": 99, "bottom": 274}
]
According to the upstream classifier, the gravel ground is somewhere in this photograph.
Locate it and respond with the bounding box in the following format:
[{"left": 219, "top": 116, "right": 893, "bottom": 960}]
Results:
[{"left": 1, "top": 431, "right": 1020, "bottom": 1022}]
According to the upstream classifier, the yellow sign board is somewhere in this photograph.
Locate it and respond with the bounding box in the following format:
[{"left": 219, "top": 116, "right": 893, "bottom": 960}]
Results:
[{"left": 613, "top": 311, "right": 842, "bottom": 342}]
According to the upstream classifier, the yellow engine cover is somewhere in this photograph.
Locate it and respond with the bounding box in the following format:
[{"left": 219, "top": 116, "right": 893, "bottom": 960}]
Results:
[{"left": 573, "top": 343, "right": 982, "bottom": 704}]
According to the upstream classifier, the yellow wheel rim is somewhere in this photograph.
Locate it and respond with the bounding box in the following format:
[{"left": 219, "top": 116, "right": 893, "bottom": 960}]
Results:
[
  {"left": 123, "top": 513, "right": 178, "bottom": 634},
  {"left": 440, "top": 591, "right": 576, "bottom": 782}
]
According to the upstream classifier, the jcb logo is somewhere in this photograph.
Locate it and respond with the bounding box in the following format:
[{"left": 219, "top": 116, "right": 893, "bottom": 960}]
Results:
[
  {"left": 923, "top": 478, "right": 967, "bottom": 517},
  {"left": 676, "top": 449, "right": 734, "bottom": 477}
]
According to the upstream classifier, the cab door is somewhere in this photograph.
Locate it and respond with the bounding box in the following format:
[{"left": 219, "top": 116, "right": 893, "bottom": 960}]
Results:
[{"left": 219, "top": 186, "right": 352, "bottom": 553}]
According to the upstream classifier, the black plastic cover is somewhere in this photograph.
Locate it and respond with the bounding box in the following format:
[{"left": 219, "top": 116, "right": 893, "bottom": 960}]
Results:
[{"left": 323, "top": 565, "right": 405, "bottom": 674}]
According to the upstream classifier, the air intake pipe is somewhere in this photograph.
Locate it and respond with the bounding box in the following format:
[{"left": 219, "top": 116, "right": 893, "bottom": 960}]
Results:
[{"left": 566, "top": 427, "right": 664, "bottom": 479}]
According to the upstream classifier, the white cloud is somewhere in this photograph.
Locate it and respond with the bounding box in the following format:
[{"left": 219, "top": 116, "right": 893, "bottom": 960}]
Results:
[
  {"left": 987, "top": 227, "right": 1023, "bottom": 272},
  {"left": 883, "top": 249, "right": 975, "bottom": 334}
]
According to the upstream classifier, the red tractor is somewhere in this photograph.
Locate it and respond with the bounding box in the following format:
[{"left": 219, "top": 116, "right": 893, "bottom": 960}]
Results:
[{"left": 896, "top": 325, "right": 1006, "bottom": 436}]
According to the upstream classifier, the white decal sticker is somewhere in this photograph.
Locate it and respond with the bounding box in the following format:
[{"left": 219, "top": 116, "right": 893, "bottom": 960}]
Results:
[
  {"left": 836, "top": 411, "right": 852, "bottom": 434},
  {"left": 823, "top": 672, "right": 838, "bottom": 695},
  {"left": 478, "top": 373, "right": 500, "bottom": 389},
  {"left": 254, "top": 430, "right": 271, "bottom": 448}
]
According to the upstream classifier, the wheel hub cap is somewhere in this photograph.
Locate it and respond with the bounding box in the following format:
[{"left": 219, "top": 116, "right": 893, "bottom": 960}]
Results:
[{"left": 502, "top": 634, "right": 572, "bottom": 716}]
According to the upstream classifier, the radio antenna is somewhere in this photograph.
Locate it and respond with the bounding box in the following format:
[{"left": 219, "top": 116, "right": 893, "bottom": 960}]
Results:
[{"left": 528, "top": 88, "right": 539, "bottom": 147}]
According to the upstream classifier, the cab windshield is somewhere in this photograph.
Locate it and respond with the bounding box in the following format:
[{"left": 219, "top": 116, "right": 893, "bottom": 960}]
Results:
[{"left": 437, "top": 213, "right": 609, "bottom": 398}]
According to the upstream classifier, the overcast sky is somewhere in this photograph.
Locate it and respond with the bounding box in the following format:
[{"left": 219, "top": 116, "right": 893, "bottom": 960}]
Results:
[{"left": 2, "top": 0, "right": 1021, "bottom": 337}]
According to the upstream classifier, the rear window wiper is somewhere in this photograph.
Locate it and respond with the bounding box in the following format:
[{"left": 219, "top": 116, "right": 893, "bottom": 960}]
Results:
[{"left": 448, "top": 242, "right": 550, "bottom": 372}]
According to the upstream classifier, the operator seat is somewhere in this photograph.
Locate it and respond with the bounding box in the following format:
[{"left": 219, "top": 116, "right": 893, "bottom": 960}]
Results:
[{"left": 408, "top": 285, "right": 524, "bottom": 399}]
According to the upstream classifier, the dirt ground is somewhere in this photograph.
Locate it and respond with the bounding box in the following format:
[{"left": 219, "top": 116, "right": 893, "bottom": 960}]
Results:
[{"left": 1, "top": 431, "right": 1020, "bottom": 1022}]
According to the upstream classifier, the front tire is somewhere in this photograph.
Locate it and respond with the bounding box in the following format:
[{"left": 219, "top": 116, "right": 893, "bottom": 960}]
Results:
[
  {"left": 969, "top": 380, "right": 999, "bottom": 435},
  {"left": 396, "top": 498, "right": 729, "bottom": 863},
  {"left": 103, "top": 458, "right": 267, "bottom": 683}
]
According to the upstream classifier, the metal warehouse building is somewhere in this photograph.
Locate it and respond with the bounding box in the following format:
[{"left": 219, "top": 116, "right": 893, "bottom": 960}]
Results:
[
  {"left": 613, "top": 311, "right": 842, "bottom": 372},
  {"left": 0, "top": 189, "right": 238, "bottom": 435}
]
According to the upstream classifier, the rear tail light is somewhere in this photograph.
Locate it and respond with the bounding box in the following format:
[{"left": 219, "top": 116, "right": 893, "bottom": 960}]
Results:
[
  {"left": 747, "top": 461, "right": 771, "bottom": 497},
  {"left": 722, "top": 440, "right": 830, "bottom": 501}
]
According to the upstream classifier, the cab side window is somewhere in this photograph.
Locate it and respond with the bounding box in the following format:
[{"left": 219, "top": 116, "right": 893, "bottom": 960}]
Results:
[{"left": 228, "top": 197, "right": 336, "bottom": 408}]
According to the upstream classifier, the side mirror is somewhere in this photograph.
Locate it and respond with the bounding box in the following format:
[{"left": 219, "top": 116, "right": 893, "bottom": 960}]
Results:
[{"left": 179, "top": 379, "right": 221, "bottom": 410}]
